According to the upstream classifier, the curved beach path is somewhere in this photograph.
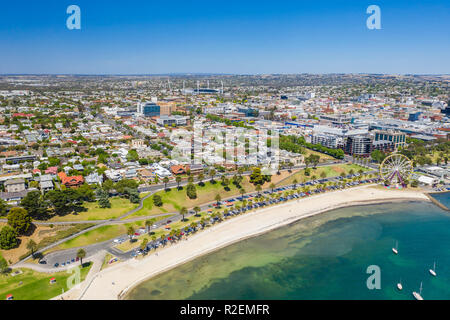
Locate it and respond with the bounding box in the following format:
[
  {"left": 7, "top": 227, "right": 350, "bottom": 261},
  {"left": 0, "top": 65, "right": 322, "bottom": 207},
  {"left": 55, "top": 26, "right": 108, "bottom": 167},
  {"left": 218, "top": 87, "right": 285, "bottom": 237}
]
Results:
[{"left": 60, "top": 185, "right": 428, "bottom": 300}]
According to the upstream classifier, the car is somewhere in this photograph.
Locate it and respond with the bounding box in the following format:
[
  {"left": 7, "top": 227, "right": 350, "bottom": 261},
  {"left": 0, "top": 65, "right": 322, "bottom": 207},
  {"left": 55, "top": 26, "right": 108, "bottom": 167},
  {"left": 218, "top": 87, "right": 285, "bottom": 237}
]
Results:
[
  {"left": 71, "top": 258, "right": 75, "bottom": 263},
  {"left": 54, "top": 263, "right": 59, "bottom": 267},
  {"left": 39, "top": 260, "right": 47, "bottom": 265},
  {"left": 167, "top": 220, "right": 172, "bottom": 223},
  {"left": 61, "top": 262, "right": 65, "bottom": 266}
]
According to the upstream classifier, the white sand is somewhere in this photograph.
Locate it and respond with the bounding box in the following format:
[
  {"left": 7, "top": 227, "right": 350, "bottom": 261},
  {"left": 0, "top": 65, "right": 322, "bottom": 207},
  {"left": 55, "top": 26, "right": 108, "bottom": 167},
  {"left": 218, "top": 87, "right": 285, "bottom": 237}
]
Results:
[{"left": 61, "top": 185, "right": 429, "bottom": 300}]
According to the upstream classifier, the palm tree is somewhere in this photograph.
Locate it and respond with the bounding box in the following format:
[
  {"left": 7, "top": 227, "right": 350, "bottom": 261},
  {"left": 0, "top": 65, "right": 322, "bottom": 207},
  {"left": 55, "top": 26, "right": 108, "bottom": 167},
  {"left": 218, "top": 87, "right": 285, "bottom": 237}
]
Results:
[
  {"left": 163, "top": 177, "right": 169, "bottom": 190},
  {"left": 140, "top": 238, "right": 149, "bottom": 251},
  {"left": 77, "top": 248, "right": 86, "bottom": 266},
  {"left": 292, "top": 179, "right": 298, "bottom": 188},
  {"left": 215, "top": 193, "right": 221, "bottom": 205},
  {"left": 27, "top": 239, "right": 37, "bottom": 257},
  {"left": 269, "top": 183, "right": 276, "bottom": 192},
  {"left": 198, "top": 173, "right": 204, "bottom": 185},
  {"left": 255, "top": 185, "right": 262, "bottom": 196},
  {"left": 209, "top": 169, "right": 216, "bottom": 182},
  {"left": 145, "top": 220, "right": 152, "bottom": 233},
  {"left": 176, "top": 176, "right": 182, "bottom": 189},
  {"left": 239, "top": 188, "right": 246, "bottom": 197},
  {"left": 127, "top": 226, "right": 135, "bottom": 241},
  {"left": 180, "top": 207, "right": 188, "bottom": 221},
  {"left": 193, "top": 206, "right": 201, "bottom": 216}
]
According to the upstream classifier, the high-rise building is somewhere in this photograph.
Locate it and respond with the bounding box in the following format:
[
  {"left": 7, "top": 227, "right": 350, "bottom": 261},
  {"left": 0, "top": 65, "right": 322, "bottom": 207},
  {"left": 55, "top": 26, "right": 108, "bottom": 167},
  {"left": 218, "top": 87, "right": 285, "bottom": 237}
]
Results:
[
  {"left": 373, "top": 130, "right": 406, "bottom": 150},
  {"left": 137, "top": 102, "right": 160, "bottom": 117},
  {"left": 345, "top": 136, "right": 372, "bottom": 155}
]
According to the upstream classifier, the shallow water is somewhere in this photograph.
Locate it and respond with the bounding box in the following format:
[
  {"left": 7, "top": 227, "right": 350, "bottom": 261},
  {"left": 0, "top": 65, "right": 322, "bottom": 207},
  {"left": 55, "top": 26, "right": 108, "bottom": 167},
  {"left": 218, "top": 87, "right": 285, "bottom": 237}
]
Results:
[{"left": 127, "top": 196, "right": 450, "bottom": 300}]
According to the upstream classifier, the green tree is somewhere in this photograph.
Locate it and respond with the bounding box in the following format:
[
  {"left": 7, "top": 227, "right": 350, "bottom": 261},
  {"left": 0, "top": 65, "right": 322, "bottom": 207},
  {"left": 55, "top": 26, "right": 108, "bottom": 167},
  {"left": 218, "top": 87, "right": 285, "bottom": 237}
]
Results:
[
  {"left": 176, "top": 176, "right": 182, "bottom": 189},
  {"left": 186, "top": 183, "right": 197, "bottom": 199},
  {"left": 140, "top": 238, "right": 149, "bottom": 251},
  {"left": 20, "top": 190, "right": 48, "bottom": 219},
  {"left": 193, "top": 206, "right": 201, "bottom": 216},
  {"left": 0, "top": 253, "right": 8, "bottom": 273},
  {"left": 127, "top": 226, "right": 135, "bottom": 241},
  {"left": 180, "top": 207, "right": 188, "bottom": 221},
  {"left": 7, "top": 207, "right": 32, "bottom": 235},
  {"left": 0, "top": 198, "right": 8, "bottom": 217},
  {"left": 77, "top": 248, "right": 86, "bottom": 266},
  {"left": 215, "top": 193, "right": 222, "bottom": 205},
  {"left": 27, "top": 239, "right": 38, "bottom": 257},
  {"left": 163, "top": 177, "right": 170, "bottom": 190},
  {"left": 0, "top": 226, "right": 18, "bottom": 250},
  {"left": 152, "top": 194, "right": 163, "bottom": 207}
]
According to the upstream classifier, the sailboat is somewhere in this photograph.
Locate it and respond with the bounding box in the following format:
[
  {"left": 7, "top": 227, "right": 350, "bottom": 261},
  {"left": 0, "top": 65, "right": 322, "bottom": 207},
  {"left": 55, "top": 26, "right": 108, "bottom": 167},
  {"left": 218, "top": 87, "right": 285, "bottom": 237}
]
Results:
[
  {"left": 429, "top": 262, "right": 437, "bottom": 277},
  {"left": 412, "top": 282, "right": 424, "bottom": 300},
  {"left": 392, "top": 241, "right": 398, "bottom": 255},
  {"left": 397, "top": 279, "right": 403, "bottom": 291}
]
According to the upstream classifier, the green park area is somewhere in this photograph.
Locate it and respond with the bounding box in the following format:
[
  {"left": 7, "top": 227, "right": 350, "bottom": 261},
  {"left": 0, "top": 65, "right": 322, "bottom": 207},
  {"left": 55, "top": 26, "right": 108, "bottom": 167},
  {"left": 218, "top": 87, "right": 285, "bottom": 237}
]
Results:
[
  {"left": 126, "top": 177, "right": 258, "bottom": 219},
  {"left": 0, "top": 262, "right": 92, "bottom": 300},
  {"left": 47, "top": 215, "right": 173, "bottom": 253},
  {"left": 277, "top": 164, "right": 370, "bottom": 187},
  {"left": 47, "top": 197, "right": 139, "bottom": 222}
]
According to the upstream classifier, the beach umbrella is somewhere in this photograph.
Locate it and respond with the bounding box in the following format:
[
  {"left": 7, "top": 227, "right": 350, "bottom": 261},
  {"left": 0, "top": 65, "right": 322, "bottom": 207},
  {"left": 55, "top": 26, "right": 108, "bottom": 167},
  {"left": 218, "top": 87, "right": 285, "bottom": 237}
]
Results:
[
  {"left": 50, "top": 277, "right": 56, "bottom": 284},
  {"left": 6, "top": 294, "right": 13, "bottom": 300}
]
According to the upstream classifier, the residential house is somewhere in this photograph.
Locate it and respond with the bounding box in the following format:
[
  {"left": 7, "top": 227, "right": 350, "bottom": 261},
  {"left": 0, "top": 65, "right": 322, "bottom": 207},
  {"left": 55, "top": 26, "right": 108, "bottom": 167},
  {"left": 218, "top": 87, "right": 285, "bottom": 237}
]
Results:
[{"left": 58, "top": 172, "right": 84, "bottom": 188}]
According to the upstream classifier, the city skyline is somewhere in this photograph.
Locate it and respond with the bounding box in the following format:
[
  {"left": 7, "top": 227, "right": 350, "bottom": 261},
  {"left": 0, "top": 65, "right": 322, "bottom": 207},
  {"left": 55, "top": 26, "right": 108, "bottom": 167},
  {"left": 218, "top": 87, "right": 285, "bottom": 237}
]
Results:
[{"left": 1, "top": 0, "right": 449, "bottom": 75}]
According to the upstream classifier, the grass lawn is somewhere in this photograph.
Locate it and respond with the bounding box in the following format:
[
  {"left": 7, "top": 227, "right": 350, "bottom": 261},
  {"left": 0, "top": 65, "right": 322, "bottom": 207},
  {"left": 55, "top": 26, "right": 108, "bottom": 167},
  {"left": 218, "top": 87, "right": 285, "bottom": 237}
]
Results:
[
  {"left": 0, "top": 262, "right": 92, "bottom": 300},
  {"left": 303, "top": 148, "right": 335, "bottom": 162},
  {"left": 1, "top": 223, "right": 94, "bottom": 265},
  {"left": 47, "top": 197, "right": 138, "bottom": 222},
  {"left": 126, "top": 177, "right": 258, "bottom": 219},
  {"left": 49, "top": 215, "right": 173, "bottom": 252},
  {"left": 277, "top": 164, "right": 370, "bottom": 187}
]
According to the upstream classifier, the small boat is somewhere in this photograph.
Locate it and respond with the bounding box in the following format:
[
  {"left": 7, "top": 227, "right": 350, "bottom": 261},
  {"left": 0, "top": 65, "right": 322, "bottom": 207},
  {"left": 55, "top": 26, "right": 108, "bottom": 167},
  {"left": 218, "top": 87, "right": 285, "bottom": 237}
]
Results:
[
  {"left": 412, "top": 282, "right": 424, "bottom": 300},
  {"left": 429, "top": 262, "right": 437, "bottom": 277},
  {"left": 392, "top": 241, "right": 398, "bottom": 255},
  {"left": 397, "top": 279, "right": 403, "bottom": 291}
]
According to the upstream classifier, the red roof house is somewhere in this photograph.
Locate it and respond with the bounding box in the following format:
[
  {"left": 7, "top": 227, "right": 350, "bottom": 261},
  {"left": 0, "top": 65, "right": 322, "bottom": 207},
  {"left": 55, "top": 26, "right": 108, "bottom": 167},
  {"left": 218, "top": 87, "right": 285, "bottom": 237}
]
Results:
[{"left": 58, "top": 172, "right": 84, "bottom": 188}]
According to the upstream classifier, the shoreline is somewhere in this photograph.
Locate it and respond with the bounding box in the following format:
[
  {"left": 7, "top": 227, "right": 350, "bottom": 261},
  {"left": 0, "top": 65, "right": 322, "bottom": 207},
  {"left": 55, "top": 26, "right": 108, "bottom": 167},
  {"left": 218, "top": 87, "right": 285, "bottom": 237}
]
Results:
[{"left": 60, "top": 185, "right": 430, "bottom": 300}]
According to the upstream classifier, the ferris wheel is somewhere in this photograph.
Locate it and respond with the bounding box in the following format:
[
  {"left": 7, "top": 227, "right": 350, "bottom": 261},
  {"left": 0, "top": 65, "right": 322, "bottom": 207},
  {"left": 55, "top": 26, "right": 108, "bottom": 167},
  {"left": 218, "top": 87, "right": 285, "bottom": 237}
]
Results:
[{"left": 379, "top": 153, "right": 413, "bottom": 186}]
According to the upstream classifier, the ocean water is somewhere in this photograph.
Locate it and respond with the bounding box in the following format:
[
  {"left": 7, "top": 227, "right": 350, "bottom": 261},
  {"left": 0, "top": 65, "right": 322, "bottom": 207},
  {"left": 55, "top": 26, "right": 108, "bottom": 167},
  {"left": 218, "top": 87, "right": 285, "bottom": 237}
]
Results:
[
  {"left": 126, "top": 196, "right": 450, "bottom": 300},
  {"left": 431, "top": 192, "right": 450, "bottom": 210}
]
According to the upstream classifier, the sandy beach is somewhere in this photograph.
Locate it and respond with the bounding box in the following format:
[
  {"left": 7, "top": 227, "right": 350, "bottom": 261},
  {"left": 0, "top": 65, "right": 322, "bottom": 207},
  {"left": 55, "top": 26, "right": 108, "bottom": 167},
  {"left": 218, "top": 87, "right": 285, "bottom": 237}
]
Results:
[{"left": 59, "top": 185, "right": 429, "bottom": 300}]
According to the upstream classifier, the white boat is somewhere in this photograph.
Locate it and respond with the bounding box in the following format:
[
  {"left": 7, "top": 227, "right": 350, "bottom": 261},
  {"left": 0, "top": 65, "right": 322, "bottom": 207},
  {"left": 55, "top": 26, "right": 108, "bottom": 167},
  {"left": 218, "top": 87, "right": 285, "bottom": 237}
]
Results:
[
  {"left": 397, "top": 279, "right": 403, "bottom": 291},
  {"left": 392, "top": 241, "right": 398, "bottom": 255},
  {"left": 429, "top": 262, "right": 437, "bottom": 277},
  {"left": 412, "top": 282, "right": 424, "bottom": 300}
]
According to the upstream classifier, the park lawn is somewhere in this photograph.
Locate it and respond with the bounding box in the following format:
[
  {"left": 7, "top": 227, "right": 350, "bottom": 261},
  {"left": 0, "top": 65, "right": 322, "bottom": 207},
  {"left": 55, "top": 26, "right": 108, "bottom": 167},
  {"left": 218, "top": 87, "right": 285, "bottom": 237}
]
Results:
[
  {"left": 50, "top": 215, "right": 174, "bottom": 252},
  {"left": 1, "top": 223, "right": 94, "bottom": 265},
  {"left": 47, "top": 197, "right": 138, "bottom": 222},
  {"left": 303, "top": 148, "right": 335, "bottom": 162},
  {"left": 126, "top": 177, "right": 257, "bottom": 219},
  {"left": 277, "top": 164, "right": 369, "bottom": 187},
  {"left": 0, "top": 262, "right": 92, "bottom": 300}
]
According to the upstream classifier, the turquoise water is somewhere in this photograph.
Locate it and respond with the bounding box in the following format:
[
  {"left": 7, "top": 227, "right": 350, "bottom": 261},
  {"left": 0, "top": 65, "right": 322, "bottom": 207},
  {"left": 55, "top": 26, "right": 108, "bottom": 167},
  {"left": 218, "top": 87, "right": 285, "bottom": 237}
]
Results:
[
  {"left": 127, "top": 197, "right": 450, "bottom": 300},
  {"left": 431, "top": 192, "right": 450, "bottom": 209}
]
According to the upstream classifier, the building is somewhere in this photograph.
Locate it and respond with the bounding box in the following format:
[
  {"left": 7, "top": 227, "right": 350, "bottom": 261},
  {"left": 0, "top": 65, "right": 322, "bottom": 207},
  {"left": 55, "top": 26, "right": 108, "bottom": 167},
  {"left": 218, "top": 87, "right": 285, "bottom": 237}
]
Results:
[
  {"left": 58, "top": 172, "right": 84, "bottom": 188},
  {"left": 237, "top": 107, "right": 259, "bottom": 117},
  {"left": 39, "top": 174, "right": 54, "bottom": 193},
  {"left": 373, "top": 130, "right": 406, "bottom": 150},
  {"left": 5, "top": 178, "right": 26, "bottom": 193},
  {"left": 345, "top": 136, "right": 372, "bottom": 156},
  {"left": 137, "top": 102, "right": 161, "bottom": 117},
  {"left": 156, "top": 115, "right": 188, "bottom": 127},
  {"left": 311, "top": 133, "right": 342, "bottom": 149}
]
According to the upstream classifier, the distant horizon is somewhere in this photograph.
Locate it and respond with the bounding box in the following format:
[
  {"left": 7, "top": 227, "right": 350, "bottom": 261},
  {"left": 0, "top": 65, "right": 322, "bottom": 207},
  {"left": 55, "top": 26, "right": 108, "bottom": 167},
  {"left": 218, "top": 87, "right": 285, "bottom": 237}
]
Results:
[{"left": 1, "top": 72, "right": 449, "bottom": 77}]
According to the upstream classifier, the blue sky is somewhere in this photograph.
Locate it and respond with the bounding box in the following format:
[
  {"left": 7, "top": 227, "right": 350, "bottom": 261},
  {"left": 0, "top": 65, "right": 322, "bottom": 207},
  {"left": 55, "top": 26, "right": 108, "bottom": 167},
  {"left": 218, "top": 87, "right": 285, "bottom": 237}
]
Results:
[{"left": 1, "top": 0, "right": 449, "bottom": 74}]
